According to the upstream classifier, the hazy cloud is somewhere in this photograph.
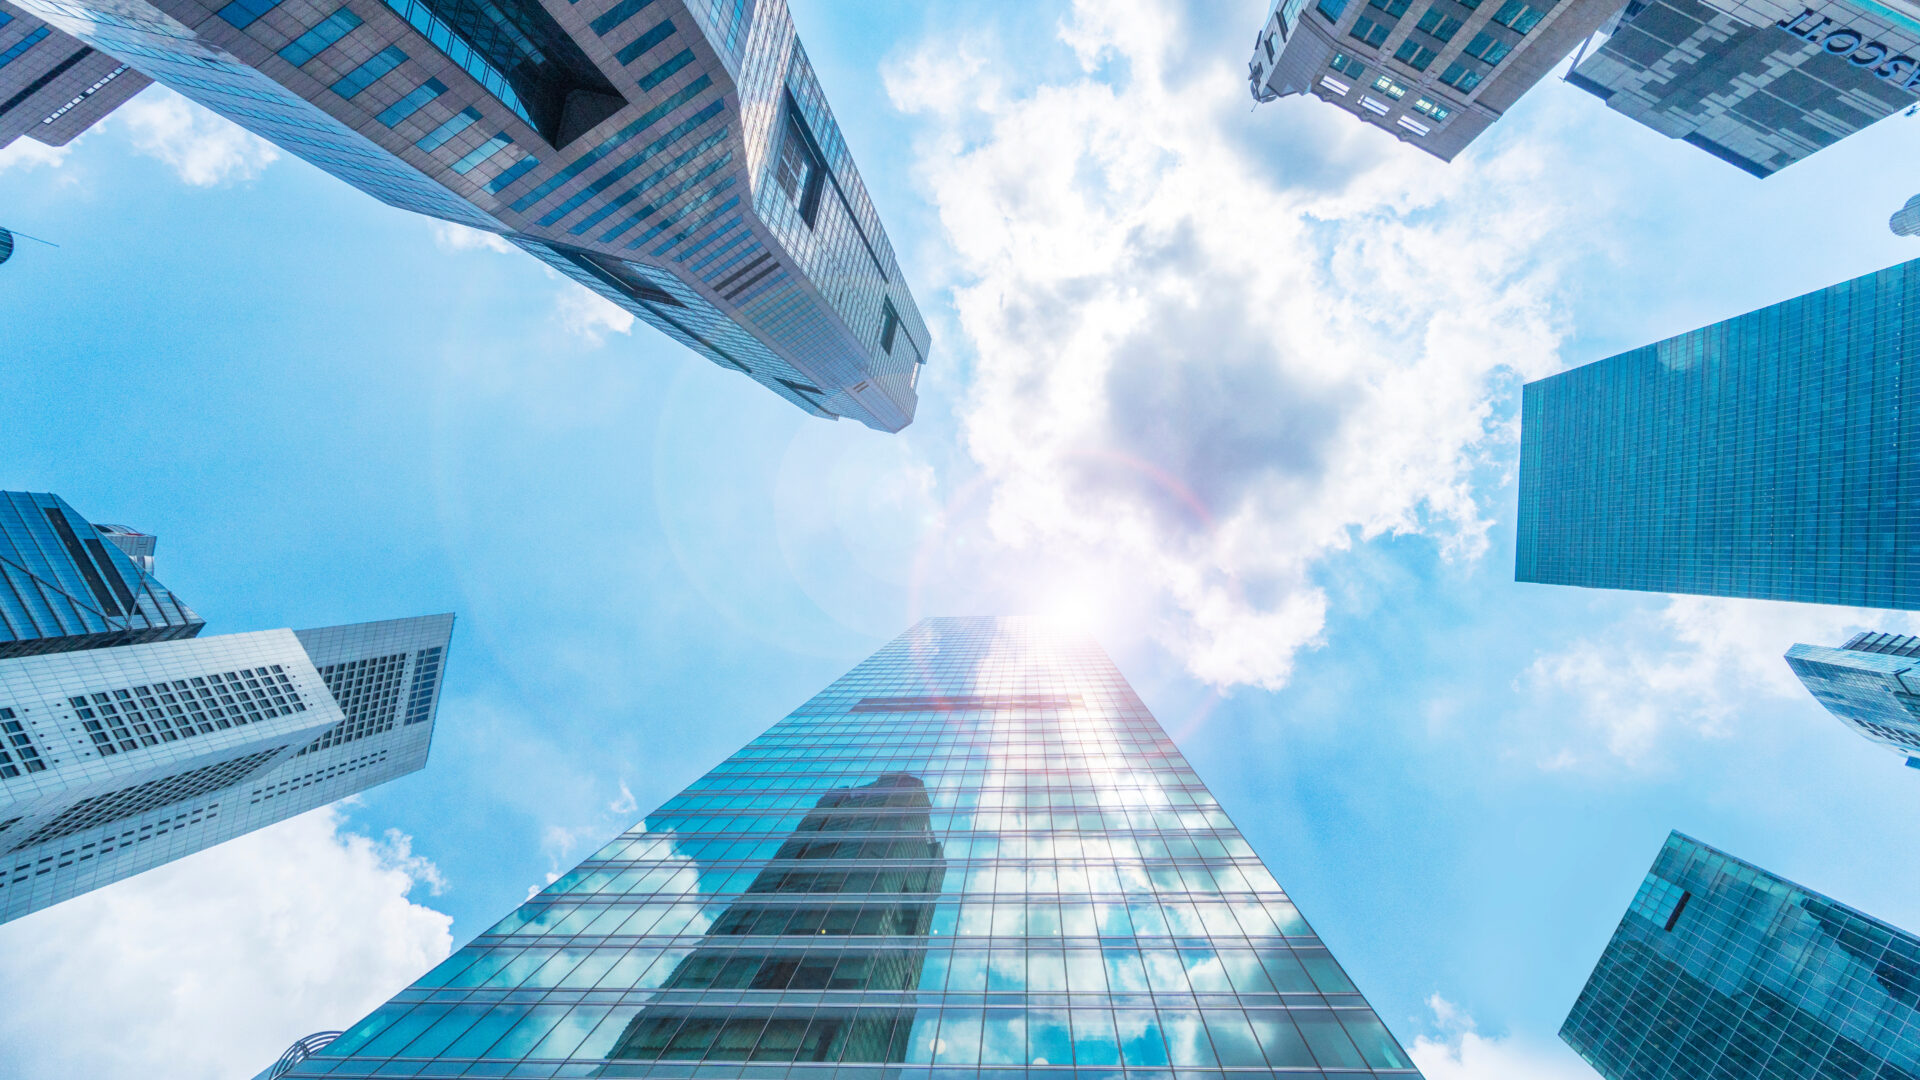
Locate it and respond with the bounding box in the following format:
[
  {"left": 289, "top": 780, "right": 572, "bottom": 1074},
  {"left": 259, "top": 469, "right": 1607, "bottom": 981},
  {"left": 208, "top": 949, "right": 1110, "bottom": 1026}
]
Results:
[
  {"left": 1524, "top": 596, "right": 1920, "bottom": 768},
  {"left": 1408, "top": 996, "right": 1593, "bottom": 1079},
  {"left": 0, "top": 807, "right": 451, "bottom": 1080},
  {"left": 555, "top": 282, "right": 637, "bottom": 344},
  {"left": 889, "top": 0, "right": 1580, "bottom": 689}
]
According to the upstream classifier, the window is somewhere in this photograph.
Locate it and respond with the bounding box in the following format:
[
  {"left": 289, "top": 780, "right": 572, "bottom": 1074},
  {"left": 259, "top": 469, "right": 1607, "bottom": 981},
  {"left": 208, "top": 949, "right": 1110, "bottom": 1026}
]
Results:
[
  {"left": 614, "top": 18, "right": 675, "bottom": 66},
  {"left": 1357, "top": 95, "right": 1391, "bottom": 115},
  {"left": 451, "top": 131, "right": 512, "bottom": 173},
  {"left": 1462, "top": 31, "right": 1511, "bottom": 63},
  {"left": 1348, "top": 16, "right": 1389, "bottom": 46},
  {"left": 1492, "top": 0, "right": 1548, "bottom": 31},
  {"left": 1411, "top": 96, "right": 1451, "bottom": 120},
  {"left": 1263, "top": 35, "right": 1274, "bottom": 61},
  {"left": 377, "top": 78, "right": 446, "bottom": 127},
  {"left": 774, "top": 96, "right": 826, "bottom": 228},
  {"left": 1439, "top": 61, "right": 1482, "bottom": 91},
  {"left": 416, "top": 107, "right": 480, "bottom": 151},
  {"left": 331, "top": 45, "right": 407, "bottom": 99},
  {"left": 0, "top": 26, "right": 47, "bottom": 71},
  {"left": 215, "top": 0, "right": 279, "bottom": 29},
  {"left": 638, "top": 47, "right": 694, "bottom": 91},
  {"left": 1366, "top": 0, "right": 1410, "bottom": 16},
  {"left": 1393, "top": 39, "right": 1437, "bottom": 69},
  {"left": 1315, "top": 0, "right": 1350, "bottom": 22},
  {"left": 880, "top": 299, "right": 901, "bottom": 354},
  {"left": 0, "top": 710, "right": 43, "bottom": 779},
  {"left": 1329, "top": 52, "right": 1366, "bottom": 79},
  {"left": 1372, "top": 74, "right": 1409, "bottom": 99},
  {"left": 279, "top": 8, "right": 362, "bottom": 66},
  {"left": 1414, "top": 6, "right": 1463, "bottom": 40}
]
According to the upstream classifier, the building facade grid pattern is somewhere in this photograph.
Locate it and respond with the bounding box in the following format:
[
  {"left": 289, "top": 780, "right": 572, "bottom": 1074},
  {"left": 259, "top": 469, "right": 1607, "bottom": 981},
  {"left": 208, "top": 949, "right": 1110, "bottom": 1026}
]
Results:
[
  {"left": 1517, "top": 258, "right": 1920, "bottom": 608},
  {"left": 1563, "top": 831, "right": 1920, "bottom": 1079},
  {"left": 289, "top": 616, "right": 1417, "bottom": 1079}
]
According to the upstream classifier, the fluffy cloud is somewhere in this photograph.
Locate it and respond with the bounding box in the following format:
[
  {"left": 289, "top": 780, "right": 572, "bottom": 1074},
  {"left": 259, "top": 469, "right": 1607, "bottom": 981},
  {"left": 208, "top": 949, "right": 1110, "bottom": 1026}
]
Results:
[
  {"left": 0, "top": 135, "right": 72, "bottom": 174},
  {"left": 430, "top": 219, "right": 516, "bottom": 254},
  {"left": 113, "top": 84, "right": 278, "bottom": 186},
  {"left": 0, "top": 806, "right": 451, "bottom": 1080},
  {"left": 1408, "top": 996, "right": 1593, "bottom": 1079},
  {"left": 555, "top": 281, "right": 637, "bottom": 344},
  {"left": 1523, "top": 596, "right": 1920, "bottom": 768},
  {"left": 889, "top": 0, "right": 1580, "bottom": 688}
]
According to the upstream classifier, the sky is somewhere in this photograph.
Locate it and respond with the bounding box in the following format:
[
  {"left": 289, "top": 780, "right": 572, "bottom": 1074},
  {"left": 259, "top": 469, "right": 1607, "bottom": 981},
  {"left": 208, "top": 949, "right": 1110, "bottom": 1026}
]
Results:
[{"left": 3, "top": 0, "right": 1920, "bottom": 1076}]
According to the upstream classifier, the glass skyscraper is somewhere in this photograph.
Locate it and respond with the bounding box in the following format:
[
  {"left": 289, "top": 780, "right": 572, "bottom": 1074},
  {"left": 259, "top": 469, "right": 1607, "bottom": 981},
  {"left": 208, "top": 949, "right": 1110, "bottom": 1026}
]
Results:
[
  {"left": 0, "top": 491, "right": 455, "bottom": 922},
  {"left": 3, "top": 0, "right": 930, "bottom": 430},
  {"left": 1562, "top": 831, "right": 1920, "bottom": 1079},
  {"left": 1516, "top": 258, "right": 1920, "bottom": 608},
  {"left": 1786, "top": 631, "right": 1920, "bottom": 769},
  {"left": 278, "top": 616, "right": 1418, "bottom": 1079}
]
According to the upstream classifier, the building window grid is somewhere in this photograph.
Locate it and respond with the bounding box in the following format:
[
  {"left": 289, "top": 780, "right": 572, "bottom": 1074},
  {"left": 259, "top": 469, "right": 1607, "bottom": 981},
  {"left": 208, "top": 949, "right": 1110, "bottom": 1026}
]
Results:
[
  {"left": 302, "top": 621, "right": 1414, "bottom": 1075},
  {"left": 308, "top": 653, "right": 407, "bottom": 752},
  {"left": 66, "top": 666, "right": 304, "bottom": 756}
]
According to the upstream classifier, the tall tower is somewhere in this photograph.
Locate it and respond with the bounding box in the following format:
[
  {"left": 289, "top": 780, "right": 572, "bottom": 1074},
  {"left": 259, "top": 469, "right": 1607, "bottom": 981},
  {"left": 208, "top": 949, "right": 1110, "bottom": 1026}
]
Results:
[
  {"left": 4, "top": 0, "right": 930, "bottom": 430},
  {"left": 1517, "top": 258, "right": 1920, "bottom": 608},
  {"left": 1563, "top": 831, "right": 1920, "bottom": 1078},
  {"left": 0, "top": 491, "right": 454, "bottom": 922},
  {"left": 274, "top": 616, "right": 1418, "bottom": 1078},
  {"left": 1246, "top": 0, "right": 1620, "bottom": 160},
  {"left": 1787, "top": 631, "right": 1920, "bottom": 769}
]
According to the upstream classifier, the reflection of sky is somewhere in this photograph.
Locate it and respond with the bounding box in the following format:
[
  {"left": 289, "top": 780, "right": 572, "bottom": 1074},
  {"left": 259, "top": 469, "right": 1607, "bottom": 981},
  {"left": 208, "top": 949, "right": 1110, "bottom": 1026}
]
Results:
[{"left": 12, "top": 0, "right": 1920, "bottom": 1073}]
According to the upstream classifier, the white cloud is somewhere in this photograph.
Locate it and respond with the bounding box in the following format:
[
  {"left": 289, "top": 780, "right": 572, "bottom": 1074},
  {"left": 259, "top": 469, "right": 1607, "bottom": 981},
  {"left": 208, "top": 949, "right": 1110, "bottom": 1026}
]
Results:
[
  {"left": 430, "top": 220, "right": 516, "bottom": 254},
  {"left": 113, "top": 84, "right": 277, "bottom": 186},
  {"left": 0, "top": 135, "right": 72, "bottom": 175},
  {"left": 1523, "top": 596, "right": 1920, "bottom": 767},
  {"left": 555, "top": 282, "right": 636, "bottom": 344},
  {"left": 1407, "top": 996, "right": 1592, "bottom": 1080},
  {"left": 0, "top": 806, "right": 451, "bottom": 1080},
  {"left": 889, "top": 0, "right": 1582, "bottom": 689}
]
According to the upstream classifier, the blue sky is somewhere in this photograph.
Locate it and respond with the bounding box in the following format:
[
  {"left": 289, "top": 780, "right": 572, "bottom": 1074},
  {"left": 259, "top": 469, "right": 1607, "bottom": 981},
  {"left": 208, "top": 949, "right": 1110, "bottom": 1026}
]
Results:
[{"left": 4, "top": 1, "right": 1920, "bottom": 1076}]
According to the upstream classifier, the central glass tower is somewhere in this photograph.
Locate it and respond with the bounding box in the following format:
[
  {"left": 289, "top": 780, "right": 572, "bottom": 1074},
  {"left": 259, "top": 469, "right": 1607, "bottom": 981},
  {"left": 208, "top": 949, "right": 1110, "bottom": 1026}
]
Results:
[{"left": 283, "top": 616, "right": 1417, "bottom": 1079}]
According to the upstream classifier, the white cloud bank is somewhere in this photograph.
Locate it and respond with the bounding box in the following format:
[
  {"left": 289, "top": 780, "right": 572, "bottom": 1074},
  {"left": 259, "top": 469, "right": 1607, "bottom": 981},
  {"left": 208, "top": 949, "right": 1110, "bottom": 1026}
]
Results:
[
  {"left": 889, "top": 0, "right": 1582, "bottom": 689},
  {"left": 0, "top": 806, "right": 451, "bottom": 1080},
  {"left": 1409, "top": 996, "right": 1593, "bottom": 1079}
]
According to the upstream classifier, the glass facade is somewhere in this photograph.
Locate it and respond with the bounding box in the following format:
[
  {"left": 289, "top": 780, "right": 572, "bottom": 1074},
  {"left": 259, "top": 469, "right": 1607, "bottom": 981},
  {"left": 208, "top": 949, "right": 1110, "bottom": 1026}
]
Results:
[
  {"left": 9, "top": 0, "right": 930, "bottom": 432},
  {"left": 1562, "top": 831, "right": 1920, "bottom": 1079},
  {"left": 288, "top": 616, "right": 1417, "bottom": 1079},
  {"left": 0, "top": 490, "right": 203, "bottom": 658},
  {"left": 1786, "top": 631, "right": 1920, "bottom": 767},
  {"left": 1567, "top": 0, "right": 1920, "bottom": 177},
  {"left": 1516, "top": 258, "right": 1920, "bottom": 608}
]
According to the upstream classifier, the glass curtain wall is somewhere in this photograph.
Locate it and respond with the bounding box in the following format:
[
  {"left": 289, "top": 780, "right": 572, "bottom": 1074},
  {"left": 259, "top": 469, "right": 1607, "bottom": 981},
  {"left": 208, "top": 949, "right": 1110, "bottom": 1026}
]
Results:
[{"left": 290, "top": 616, "right": 1418, "bottom": 1079}]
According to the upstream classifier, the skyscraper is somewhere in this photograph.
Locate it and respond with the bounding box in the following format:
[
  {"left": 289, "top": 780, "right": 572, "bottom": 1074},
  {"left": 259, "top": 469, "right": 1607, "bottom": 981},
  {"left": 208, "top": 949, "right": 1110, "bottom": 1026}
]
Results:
[
  {"left": 1567, "top": 0, "right": 1920, "bottom": 177},
  {"left": 5, "top": 0, "right": 929, "bottom": 431},
  {"left": 1562, "top": 831, "right": 1920, "bottom": 1078},
  {"left": 1516, "top": 258, "right": 1920, "bottom": 608},
  {"left": 0, "top": 491, "right": 454, "bottom": 922},
  {"left": 0, "top": 0, "right": 150, "bottom": 153},
  {"left": 1247, "top": 0, "right": 1619, "bottom": 160},
  {"left": 1786, "top": 630, "right": 1920, "bottom": 769},
  {"left": 274, "top": 616, "right": 1418, "bottom": 1079}
]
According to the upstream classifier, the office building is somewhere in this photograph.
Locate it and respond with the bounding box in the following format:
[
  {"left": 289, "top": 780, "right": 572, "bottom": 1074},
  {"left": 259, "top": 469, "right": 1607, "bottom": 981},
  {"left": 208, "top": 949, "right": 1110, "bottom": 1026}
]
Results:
[
  {"left": 0, "top": 0, "right": 151, "bottom": 153},
  {"left": 1786, "top": 630, "right": 1920, "bottom": 768},
  {"left": 0, "top": 491, "right": 453, "bottom": 922},
  {"left": 1247, "top": 0, "right": 1619, "bottom": 159},
  {"left": 1567, "top": 0, "right": 1920, "bottom": 177},
  {"left": 275, "top": 616, "right": 1419, "bottom": 1078},
  {"left": 1517, "top": 258, "right": 1920, "bottom": 608},
  {"left": 1563, "top": 831, "right": 1920, "bottom": 1078},
  {"left": 4, "top": 0, "right": 929, "bottom": 431}
]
